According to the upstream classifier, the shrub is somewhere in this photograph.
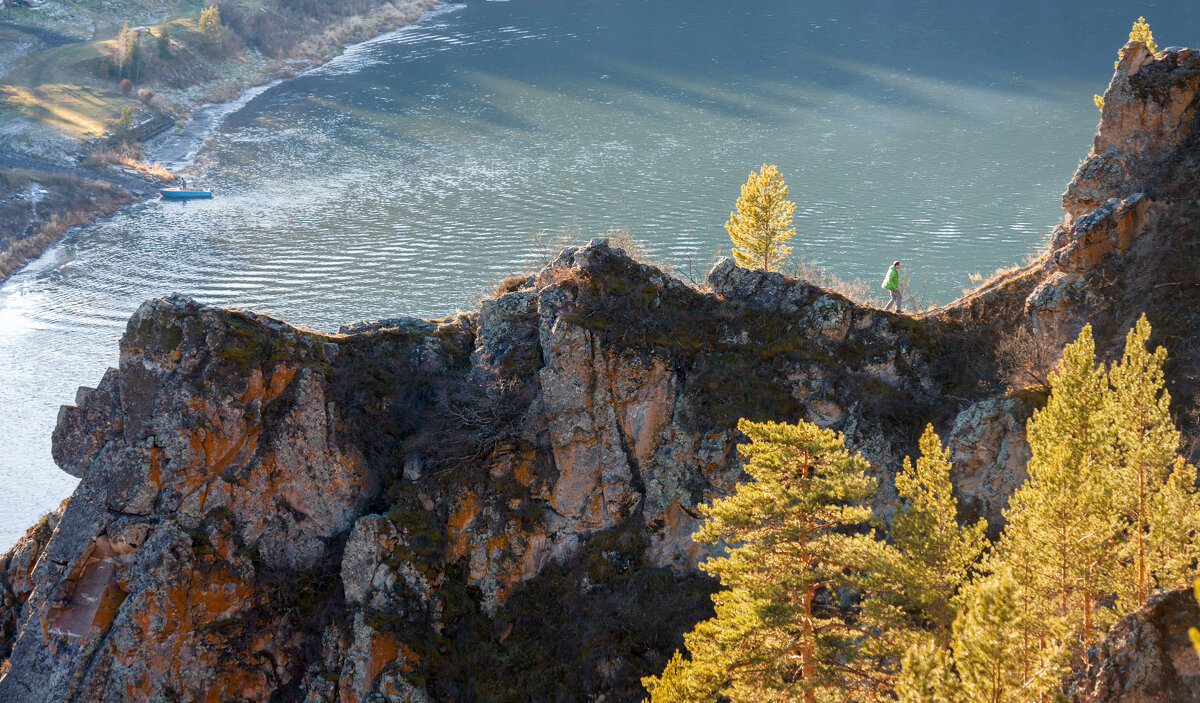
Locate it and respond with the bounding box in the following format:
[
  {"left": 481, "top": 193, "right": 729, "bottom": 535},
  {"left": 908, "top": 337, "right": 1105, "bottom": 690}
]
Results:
[
  {"left": 786, "top": 254, "right": 873, "bottom": 306},
  {"left": 495, "top": 275, "right": 528, "bottom": 296},
  {"left": 120, "top": 78, "right": 133, "bottom": 96},
  {"left": 137, "top": 88, "right": 153, "bottom": 104},
  {"left": 116, "top": 105, "right": 134, "bottom": 130},
  {"left": 994, "top": 319, "right": 1064, "bottom": 391}
]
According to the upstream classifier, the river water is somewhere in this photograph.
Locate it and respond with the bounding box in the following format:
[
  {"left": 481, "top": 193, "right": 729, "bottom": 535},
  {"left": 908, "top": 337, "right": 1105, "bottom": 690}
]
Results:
[{"left": 3, "top": 0, "right": 1198, "bottom": 548}]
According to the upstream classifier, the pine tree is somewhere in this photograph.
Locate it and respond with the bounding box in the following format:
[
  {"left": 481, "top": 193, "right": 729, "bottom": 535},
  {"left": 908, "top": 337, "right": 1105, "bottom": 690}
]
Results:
[
  {"left": 117, "top": 21, "right": 131, "bottom": 78},
  {"left": 644, "top": 651, "right": 703, "bottom": 703},
  {"left": 642, "top": 418, "right": 886, "bottom": 703},
  {"left": 199, "top": 4, "right": 225, "bottom": 42},
  {"left": 156, "top": 26, "right": 172, "bottom": 59},
  {"left": 954, "top": 573, "right": 1067, "bottom": 703},
  {"left": 116, "top": 105, "right": 134, "bottom": 130},
  {"left": 895, "top": 640, "right": 958, "bottom": 703},
  {"left": 895, "top": 573, "right": 1068, "bottom": 703},
  {"left": 888, "top": 425, "right": 988, "bottom": 642},
  {"left": 1143, "top": 457, "right": 1200, "bottom": 593},
  {"left": 1129, "top": 16, "right": 1156, "bottom": 54},
  {"left": 1105, "top": 314, "right": 1190, "bottom": 608},
  {"left": 993, "top": 324, "right": 1121, "bottom": 649},
  {"left": 725, "top": 164, "right": 796, "bottom": 272}
]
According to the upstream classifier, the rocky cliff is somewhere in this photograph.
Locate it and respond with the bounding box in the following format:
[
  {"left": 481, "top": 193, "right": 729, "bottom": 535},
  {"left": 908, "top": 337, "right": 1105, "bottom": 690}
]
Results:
[
  {"left": 1069, "top": 587, "right": 1200, "bottom": 703},
  {"left": 1, "top": 42, "right": 1199, "bottom": 702}
]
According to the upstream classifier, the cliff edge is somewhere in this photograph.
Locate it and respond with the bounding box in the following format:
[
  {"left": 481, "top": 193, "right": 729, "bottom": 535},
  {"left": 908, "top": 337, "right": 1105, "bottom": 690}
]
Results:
[{"left": 1, "top": 42, "right": 1199, "bottom": 702}]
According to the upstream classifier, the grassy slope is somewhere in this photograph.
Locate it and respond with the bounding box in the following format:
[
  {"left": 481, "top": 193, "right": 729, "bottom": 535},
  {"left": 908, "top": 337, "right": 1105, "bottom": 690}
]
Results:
[
  {"left": 0, "top": 0, "right": 434, "bottom": 147},
  {"left": 0, "top": 0, "right": 207, "bottom": 141}
]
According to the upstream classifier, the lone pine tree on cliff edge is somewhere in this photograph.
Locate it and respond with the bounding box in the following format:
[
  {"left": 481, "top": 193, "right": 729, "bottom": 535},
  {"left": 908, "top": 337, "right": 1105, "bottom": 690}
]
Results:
[{"left": 726, "top": 164, "right": 796, "bottom": 272}]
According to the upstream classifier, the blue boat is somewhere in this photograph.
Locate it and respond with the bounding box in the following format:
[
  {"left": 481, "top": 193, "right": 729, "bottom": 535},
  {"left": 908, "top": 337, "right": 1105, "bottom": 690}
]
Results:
[{"left": 160, "top": 188, "right": 213, "bottom": 199}]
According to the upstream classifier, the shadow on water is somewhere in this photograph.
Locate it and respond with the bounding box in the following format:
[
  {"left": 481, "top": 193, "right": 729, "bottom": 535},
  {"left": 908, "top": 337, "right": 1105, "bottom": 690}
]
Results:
[{"left": 261, "top": 0, "right": 1199, "bottom": 139}]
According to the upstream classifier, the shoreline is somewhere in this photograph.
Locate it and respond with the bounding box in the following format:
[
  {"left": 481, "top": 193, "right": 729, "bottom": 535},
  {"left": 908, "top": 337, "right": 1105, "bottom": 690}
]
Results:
[
  {"left": 0, "top": 0, "right": 446, "bottom": 285},
  {"left": 148, "top": 0, "right": 463, "bottom": 172}
]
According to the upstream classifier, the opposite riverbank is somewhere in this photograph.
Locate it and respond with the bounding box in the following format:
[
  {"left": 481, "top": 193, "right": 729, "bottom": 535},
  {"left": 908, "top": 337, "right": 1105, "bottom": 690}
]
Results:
[{"left": 0, "top": 0, "right": 440, "bottom": 283}]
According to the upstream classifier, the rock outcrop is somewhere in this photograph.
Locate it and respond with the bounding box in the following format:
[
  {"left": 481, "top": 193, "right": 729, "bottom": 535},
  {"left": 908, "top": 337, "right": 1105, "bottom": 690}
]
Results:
[
  {"left": 0, "top": 243, "right": 973, "bottom": 702},
  {"left": 1069, "top": 588, "right": 1200, "bottom": 703},
  {"left": 1065, "top": 43, "right": 1200, "bottom": 221},
  {"left": 2, "top": 43, "right": 1200, "bottom": 703},
  {"left": 944, "top": 396, "right": 1032, "bottom": 534},
  {"left": 0, "top": 504, "right": 61, "bottom": 665},
  {"left": 1, "top": 297, "right": 390, "bottom": 702}
]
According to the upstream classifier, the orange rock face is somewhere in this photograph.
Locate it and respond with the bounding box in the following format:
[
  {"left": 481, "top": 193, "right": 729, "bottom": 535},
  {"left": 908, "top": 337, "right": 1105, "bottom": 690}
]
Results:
[
  {"left": 1, "top": 238, "right": 956, "bottom": 701},
  {"left": 1, "top": 298, "right": 382, "bottom": 702},
  {"left": 1064, "top": 44, "right": 1200, "bottom": 221}
]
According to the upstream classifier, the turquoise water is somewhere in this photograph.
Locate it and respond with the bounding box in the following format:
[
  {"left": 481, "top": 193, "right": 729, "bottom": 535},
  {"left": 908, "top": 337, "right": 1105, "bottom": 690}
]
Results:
[{"left": 2, "top": 0, "right": 1198, "bottom": 548}]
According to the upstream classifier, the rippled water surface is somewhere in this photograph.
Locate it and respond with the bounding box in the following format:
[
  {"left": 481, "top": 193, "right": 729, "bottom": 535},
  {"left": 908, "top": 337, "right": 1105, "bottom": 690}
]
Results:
[{"left": 4, "top": 0, "right": 1199, "bottom": 547}]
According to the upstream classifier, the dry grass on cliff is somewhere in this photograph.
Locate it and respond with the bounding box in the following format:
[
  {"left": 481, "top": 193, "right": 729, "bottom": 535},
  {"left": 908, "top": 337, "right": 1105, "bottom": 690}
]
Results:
[
  {"left": 785, "top": 255, "right": 876, "bottom": 307},
  {"left": 784, "top": 253, "right": 941, "bottom": 314},
  {"left": 528, "top": 226, "right": 672, "bottom": 273},
  {"left": 960, "top": 223, "right": 1058, "bottom": 300},
  {"left": 994, "top": 319, "right": 1066, "bottom": 392}
]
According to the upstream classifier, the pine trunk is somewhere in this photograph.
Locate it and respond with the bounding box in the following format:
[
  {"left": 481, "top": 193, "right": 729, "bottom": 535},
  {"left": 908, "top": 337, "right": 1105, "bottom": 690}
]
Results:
[{"left": 1138, "top": 463, "right": 1147, "bottom": 605}]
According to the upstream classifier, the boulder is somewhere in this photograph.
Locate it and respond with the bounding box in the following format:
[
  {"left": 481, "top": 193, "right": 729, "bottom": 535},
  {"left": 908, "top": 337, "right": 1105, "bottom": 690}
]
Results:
[
  {"left": 1052, "top": 193, "right": 1152, "bottom": 274},
  {"left": 944, "top": 397, "right": 1032, "bottom": 533},
  {"left": 1069, "top": 587, "right": 1200, "bottom": 703}
]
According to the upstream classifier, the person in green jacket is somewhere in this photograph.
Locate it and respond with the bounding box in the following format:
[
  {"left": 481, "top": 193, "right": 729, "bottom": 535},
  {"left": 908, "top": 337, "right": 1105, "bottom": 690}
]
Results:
[{"left": 882, "top": 260, "right": 901, "bottom": 312}]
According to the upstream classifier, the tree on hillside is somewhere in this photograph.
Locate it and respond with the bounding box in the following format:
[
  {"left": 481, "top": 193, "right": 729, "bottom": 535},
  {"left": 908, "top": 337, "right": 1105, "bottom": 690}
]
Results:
[
  {"left": 128, "top": 30, "right": 143, "bottom": 81},
  {"left": 992, "top": 324, "right": 1121, "bottom": 649},
  {"left": 896, "top": 572, "right": 1068, "bottom": 703},
  {"left": 725, "top": 164, "right": 796, "bottom": 272},
  {"left": 116, "top": 105, "right": 134, "bottom": 131},
  {"left": 641, "top": 418, "right": 888, "bottom": 703},
  {"left": 1096, "top": 18, "right": 1159, "bottom": 114},
  {"left": 156, "top": 26, "right": 172, "bottom": 59},
  {"left": 117, "top": 22, "right": 131, "bottom": 77},
  {"left": 1104, "top": 314, "right": 1200, "bottom": 608},
  {"left": 884, "top": 425, "right": 988, "bottom": 643},
  {"left": 896, "top": 640, "right": 957, "bottom": 703},
  {"left": 951, "top": 574, "right": 1068, "bottom": 703},
  {"left": 1142, "top": 457, "right": 1200, "bottom": 596},
  {"left": 200, "top": 4, "right": 226, "bottom": 42}
]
